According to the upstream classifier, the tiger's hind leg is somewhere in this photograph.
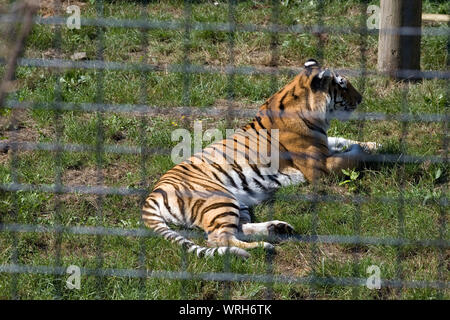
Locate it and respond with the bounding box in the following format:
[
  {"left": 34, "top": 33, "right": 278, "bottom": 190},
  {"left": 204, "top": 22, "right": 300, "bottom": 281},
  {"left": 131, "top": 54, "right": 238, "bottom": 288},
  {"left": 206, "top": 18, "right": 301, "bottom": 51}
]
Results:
[{"left": 204, "top": 201, "right": 274, "bottom": 252}]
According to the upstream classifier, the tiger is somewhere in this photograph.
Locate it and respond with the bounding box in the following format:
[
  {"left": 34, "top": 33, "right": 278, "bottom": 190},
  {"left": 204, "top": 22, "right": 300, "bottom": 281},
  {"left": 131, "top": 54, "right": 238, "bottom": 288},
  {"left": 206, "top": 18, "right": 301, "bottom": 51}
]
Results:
[{"left": 142, "top": 59, "right": 379, "bottom": 258}]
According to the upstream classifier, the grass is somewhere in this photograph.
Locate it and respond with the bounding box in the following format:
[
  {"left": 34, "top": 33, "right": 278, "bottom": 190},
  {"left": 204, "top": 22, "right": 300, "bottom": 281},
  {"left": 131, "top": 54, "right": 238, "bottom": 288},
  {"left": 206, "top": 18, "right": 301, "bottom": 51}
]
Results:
[{"left": 0, "top": 0, "right": 448, "bottom": 299}]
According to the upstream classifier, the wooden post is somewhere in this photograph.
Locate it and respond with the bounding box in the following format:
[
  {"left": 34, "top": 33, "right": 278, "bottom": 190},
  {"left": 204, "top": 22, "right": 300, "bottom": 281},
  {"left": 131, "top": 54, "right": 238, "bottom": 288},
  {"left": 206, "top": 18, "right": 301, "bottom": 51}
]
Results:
[{"left": 377, "top": 0, "right": 422, "bottom": 79}]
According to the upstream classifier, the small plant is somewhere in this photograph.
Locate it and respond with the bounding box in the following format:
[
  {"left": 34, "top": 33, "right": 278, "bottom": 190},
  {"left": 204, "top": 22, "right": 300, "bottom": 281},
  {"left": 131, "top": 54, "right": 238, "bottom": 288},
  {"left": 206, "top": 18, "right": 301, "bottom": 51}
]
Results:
[
  {"left": 433, "top": 167, "right": 442, "bottom": 181},
  {"left": 339, "top": 169, "right": 360, "bottom": 192}
]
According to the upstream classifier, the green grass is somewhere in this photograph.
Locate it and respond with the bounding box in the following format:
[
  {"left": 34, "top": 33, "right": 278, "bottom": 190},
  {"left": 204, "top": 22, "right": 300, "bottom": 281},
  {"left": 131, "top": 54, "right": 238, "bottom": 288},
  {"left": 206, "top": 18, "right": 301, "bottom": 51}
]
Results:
[{"left": 0, "top": 0, "right": 448, "bottom": 299}]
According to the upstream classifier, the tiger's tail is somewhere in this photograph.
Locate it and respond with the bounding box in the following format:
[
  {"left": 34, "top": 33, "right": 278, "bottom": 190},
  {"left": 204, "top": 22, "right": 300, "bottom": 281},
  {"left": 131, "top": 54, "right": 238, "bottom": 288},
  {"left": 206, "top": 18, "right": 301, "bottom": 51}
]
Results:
[{"left": 142, "top": 209, "right": 250, "bottom": 259}]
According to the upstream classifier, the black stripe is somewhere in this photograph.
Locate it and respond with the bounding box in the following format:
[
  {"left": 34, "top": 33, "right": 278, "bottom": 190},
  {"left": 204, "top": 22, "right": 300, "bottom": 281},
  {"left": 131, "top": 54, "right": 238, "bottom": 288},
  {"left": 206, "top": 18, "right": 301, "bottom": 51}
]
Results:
[
  {"left": 254, "top": 115, "right": 266, "bottom": 129},
  {"left": 252, "top": 177, "right": 267, "bottom": 191},
  {"left": 207, "top": 211, "right": 240, "bottom": 228},
  {"left": 149, "top": 198, "right": 161, "bottom": 210},
  {"left": 190, "top": 163, "right": 207, "bottom": 175},
  {"left": 299, "top": 112, "right": 327, "bottom": 136},
  {"left": 232, "top": 137, "right": 251, "bottom": 162},
  {"left": 277, "top": 90, "right": 289, "bottom": 110},
  {"left": 233, "top": 137, "right": 250, "bottom": 150},
  {"left": 267, "top": 108, "right": 274, "bottom": 124},
  {"left": 211, "top": 171, "right": 224, "bottom": 184},
  {"left": 143, "top": 202, "right": 157, "bottom": 212},
  {"left": 191, "top": 199, "right": 206, "bottom": 224},
  {"left": 154, "top": 225, "right": 168, "bottom": 233},
  {"left": 236, "top": 130, "right": 261, "bottom": 156},
  {"left": 267, "top": 174, "right": 282, "bottom": 186},
  {"left": 209, "top": 222, "right": 239, "bottom": 233},
  {"left": 166, "top": 168, "right": 201, "bottom": 181},
  {"left": 249, "top": 164, "right": 264, "bottom": 180},
  {"left": 210, "top": 163, "right": 238, "bottom": 188},
  {"left": 201, "top": 202, "right": 240, "bottom": 216},
  {"left": 231, "top": 162, "right": 255, "bottom": 195},
  {"left": 223, "top": 140, "right": 248, "bottom": 161},
  {"left": 199, "top": 202, "right": 240, "bottom": 223},
  {"left": 280, "top": 89, "right": 294, "bottom": 121},
  {"left": 160, "top": 176, "right": 182, "bottom": 186},
  {"left": 173, "top": 184, "right": 186, "bottom": 223},
  {"left": 153, "top": 188, "right": 176, "bottom": 219},
  {"left": 181, "top": 180, "right": 196, "bottom": 191},
  {"left": 304, "top": 89, "right": 311, "bottom": 110},
  {"left": 169, "top": 168, "right": 228, "bottom": 192},
  {"left": 179, "top": 164, "right": 190, "bottom": 171},
  {"left": 180, "top": 164, "right": 207, "bottom": 178},
  {"left": 253, "top": 116, "right": 272, "bottom": 140},
  {"left": 278, "top": 170, "right": 291, "bottom": 179}
]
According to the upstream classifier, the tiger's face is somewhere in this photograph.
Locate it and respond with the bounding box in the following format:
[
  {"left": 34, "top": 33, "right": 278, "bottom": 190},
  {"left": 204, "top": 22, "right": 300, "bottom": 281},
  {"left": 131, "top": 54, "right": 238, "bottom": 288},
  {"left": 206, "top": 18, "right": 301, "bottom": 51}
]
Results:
[
  {"left": 307, "top": 60, "right": 362, "bottom": 120},
  {"left": 323, "top": 70, "right": 362, "bottom": 116}
]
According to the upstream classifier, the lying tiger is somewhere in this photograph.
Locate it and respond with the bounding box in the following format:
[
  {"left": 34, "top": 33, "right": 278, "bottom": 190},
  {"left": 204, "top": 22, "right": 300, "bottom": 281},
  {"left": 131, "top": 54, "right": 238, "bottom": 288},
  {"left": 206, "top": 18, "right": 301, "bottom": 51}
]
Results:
[{"left": 142, "top": 59, "right": 379, "bottom": 258}]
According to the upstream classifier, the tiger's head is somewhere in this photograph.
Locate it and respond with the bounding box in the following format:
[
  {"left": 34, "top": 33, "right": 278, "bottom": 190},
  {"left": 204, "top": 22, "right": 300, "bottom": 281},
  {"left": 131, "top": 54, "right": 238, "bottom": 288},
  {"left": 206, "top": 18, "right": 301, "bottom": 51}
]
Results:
[
  {"left": 254, "top": 59, "right": 363, "bottom": 138},
  {"left": 304, "top": 59, "right": 362, "bottom": 121}
]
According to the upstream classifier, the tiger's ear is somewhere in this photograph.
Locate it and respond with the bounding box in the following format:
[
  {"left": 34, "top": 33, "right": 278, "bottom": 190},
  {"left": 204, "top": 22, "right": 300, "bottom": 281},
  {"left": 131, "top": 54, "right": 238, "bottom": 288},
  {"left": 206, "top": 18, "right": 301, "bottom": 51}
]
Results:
[
  {"left": 311, "top": 68, "right": 332, "bottom": 91},
  {"left": 304, "top": 59, "right": 320, "bottom": 68}
]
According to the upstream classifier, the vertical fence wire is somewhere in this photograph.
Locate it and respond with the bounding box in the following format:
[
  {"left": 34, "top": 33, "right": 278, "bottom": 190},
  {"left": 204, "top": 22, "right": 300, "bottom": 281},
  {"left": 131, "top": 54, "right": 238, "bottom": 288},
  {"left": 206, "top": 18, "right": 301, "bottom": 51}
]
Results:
[
  {"left": 306, "top": 0, "right": 326, "bottom": 298},
  {"left": 264, "top": 0, "right": 281, "bottom": 300},
  {"left": 351, "top": 0, "right": 369, "bottom": 299},
  {"left": 5, "top": 2, "right": 26, "bottom": 299},
  {"left": 51, "top": 0, "right": 64, "bottom": 300},
  {"left": 222, "top": 0, "right": 238, "bottom": 300},
  {"left": 8, "top": 59, "right": 19, "bottom": 300},
  {"left": 180, "top": 0, "right": 193, "bottom": 300},
  {"left": 437, "top": 27, "right": 449, "bottom": 299},
  {"left": 94, "top": 0, "right": 106, "bottom": 299},
  {"left": 137, "top": 0, "right": 150, "bottom": 300},
  {"left": 395, "top": 85, "right": 409, "bottom": 298}
]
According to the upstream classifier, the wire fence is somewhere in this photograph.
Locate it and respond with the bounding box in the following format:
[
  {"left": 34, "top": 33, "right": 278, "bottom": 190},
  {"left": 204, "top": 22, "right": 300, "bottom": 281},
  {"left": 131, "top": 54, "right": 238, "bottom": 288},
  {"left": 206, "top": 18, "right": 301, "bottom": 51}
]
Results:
[{"left": 0, "top": 0, "right": 448, "bottom": 299}]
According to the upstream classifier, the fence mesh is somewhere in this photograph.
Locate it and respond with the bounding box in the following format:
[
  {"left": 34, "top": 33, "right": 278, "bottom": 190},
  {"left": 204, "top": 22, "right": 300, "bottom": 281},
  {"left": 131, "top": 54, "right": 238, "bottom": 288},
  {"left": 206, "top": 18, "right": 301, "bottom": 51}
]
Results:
[{"left": 0, "top": 0, "right": 448, "bottom": 299}]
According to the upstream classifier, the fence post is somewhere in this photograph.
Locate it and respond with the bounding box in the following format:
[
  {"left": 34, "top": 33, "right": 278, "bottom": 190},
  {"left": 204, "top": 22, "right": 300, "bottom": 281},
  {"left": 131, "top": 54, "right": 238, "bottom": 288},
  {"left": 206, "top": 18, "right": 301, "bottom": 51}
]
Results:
[{"left": 377, "top": 0, "right": 422, "bottom": 79}]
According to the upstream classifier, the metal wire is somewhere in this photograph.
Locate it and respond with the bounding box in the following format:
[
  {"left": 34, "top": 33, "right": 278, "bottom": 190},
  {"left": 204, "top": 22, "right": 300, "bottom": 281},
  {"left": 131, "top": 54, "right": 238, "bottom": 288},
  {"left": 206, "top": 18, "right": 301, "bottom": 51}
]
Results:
[
  {"left": 50, "top": 0, "right": 64, "bottom": 300},
  {"left": 137, "top": 0, "right": 150, "bottom": 301},
  {"left": 0, "top": 0, "right": 448, "bottom": 299},
  {"left": 0, "top": 263, "right": 446, "bottom": 290},
  {"left": 0, "top": 13, "right": 448, "bottom": 36},
  {"left": 2, "top": 56, "right": 449, "bottom": 79}
]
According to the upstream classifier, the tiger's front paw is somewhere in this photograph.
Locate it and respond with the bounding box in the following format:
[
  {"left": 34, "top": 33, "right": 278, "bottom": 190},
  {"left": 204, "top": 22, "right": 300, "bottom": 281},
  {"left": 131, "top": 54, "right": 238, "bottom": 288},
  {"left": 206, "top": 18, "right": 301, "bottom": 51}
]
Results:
[{"left": 267, "top": 220, "right": 295, "bottom": 236}]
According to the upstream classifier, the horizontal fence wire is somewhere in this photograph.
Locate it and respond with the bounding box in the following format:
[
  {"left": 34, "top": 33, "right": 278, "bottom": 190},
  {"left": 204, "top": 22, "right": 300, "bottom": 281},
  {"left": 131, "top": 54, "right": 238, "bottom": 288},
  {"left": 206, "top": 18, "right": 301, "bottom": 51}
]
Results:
[
  {"left": 0, "top": 182, "right": 447, "bottom": 208},
  {"left": 2, "top": 99, "right": 449, "bottom": 123},
  {"left": 0, "top": 263, "right": 447, "bottom": 290},
  {"left": 1, "top": 223, "right": 448, "bottom": 248},
  {"left": 1, "top": 57, "right": 449, "bottom": 79},
  {"left": 0, "top": 0, "right": 449, "bottom": 297},
  {"left": 0, "top": 141, "right": 446, "bottom": 164},
  {"left": 0, "top": 13, "right": 449, "bottom": 36}
]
